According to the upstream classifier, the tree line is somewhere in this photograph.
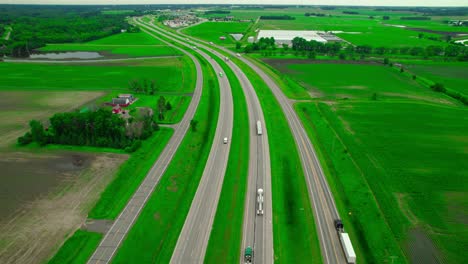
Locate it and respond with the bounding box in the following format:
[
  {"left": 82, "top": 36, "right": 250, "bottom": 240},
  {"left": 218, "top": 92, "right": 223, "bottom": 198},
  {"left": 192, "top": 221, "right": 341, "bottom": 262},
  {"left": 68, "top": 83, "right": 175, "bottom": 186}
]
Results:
[
  {"left": 18, "top": 108, "right": 158, "bottom": 152},
  {"left": 259, "top": 15, "right": 295, "bottom": 20},
  {"left": 0, "top": 5, "right": 136, "bottom": 57}
]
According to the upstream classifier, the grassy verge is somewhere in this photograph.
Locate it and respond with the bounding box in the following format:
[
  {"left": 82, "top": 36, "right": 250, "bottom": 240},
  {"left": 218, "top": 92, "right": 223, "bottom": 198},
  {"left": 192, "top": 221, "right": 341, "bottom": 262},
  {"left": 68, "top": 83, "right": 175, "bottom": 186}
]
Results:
[
  {"left": 88, "top": 127, "right": 174, "bottom": 219},
  {"left": 112, "top": 50, "right": 220, "bottom": 263},
  {"left": 47, "top": 230, "right": 102, "bottom": 264},
  {"left": 231, "top": 57, "right": 321, "bottom": 263},
  {"left": 204, "top": 53, "right": 249, "bottom": 263}
]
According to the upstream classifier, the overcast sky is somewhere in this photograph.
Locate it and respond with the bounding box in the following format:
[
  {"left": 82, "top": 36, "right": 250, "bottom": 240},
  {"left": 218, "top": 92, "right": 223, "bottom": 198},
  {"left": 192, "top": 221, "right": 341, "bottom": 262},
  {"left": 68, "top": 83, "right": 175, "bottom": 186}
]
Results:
[{"left": 0, "top": 0, "right": 467, "bottom": 7}]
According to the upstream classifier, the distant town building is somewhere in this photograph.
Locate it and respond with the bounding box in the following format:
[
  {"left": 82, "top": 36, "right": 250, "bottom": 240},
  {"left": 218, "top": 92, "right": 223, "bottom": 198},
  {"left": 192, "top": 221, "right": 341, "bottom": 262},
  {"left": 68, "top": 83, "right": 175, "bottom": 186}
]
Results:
[{"left": 219, "top": 36, "right": 226, "bottom": 40}]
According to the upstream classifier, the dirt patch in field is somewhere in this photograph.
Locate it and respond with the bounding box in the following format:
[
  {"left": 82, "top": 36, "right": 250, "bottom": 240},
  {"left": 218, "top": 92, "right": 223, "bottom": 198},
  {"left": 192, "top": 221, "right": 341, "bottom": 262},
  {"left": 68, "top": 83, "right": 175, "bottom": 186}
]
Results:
[
  {"left": 404, "top": 27, "right": 467, "bottom": 37},
  {"left": 82, "top": 219, "right": 114, "bottom": 234},
  {"left": 0, "top": 151, "right": 127, "bottom": 264},
  {"left": 407, "top": 228, "right": 443, "bottom": 264}
]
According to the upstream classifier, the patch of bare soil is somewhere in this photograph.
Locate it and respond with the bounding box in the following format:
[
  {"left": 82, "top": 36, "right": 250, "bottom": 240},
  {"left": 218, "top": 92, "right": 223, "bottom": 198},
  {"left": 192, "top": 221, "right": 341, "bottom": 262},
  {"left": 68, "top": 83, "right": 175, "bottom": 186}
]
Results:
[
  {"left": 404, "top": 27, "right": 467, "bottom": 37},
  {"left": 0, "top": 152, "right": 127, "bottom": 264},
  {"left": 82, "top": 219, "right": 114, "bottom": 234},
  {"left": 407, "top": 228, "right": 443, "bottom": 264}
]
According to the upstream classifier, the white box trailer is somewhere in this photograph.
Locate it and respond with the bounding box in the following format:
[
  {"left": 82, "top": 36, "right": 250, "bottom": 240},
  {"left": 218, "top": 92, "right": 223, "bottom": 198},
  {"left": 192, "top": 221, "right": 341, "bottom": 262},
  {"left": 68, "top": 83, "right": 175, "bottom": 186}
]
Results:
[
  {"left": 339, "top": 232, "right": 356, "bottom": 264},
  {"left": 256, "top": 121, "right": 262, "bottom": 135}
]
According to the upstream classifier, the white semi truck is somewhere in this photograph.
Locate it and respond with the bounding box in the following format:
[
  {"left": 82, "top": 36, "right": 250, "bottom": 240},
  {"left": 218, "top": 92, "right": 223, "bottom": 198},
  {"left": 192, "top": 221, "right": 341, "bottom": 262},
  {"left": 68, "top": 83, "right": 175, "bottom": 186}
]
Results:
[
  {"left": 257, "top": 188, "right": 264, "bottom": 215},
  {"left": 256, "top": 120, "right": 262, "bottom": 135},
  {"left": 335, "top": 219, "right": 356, "bottom": 264}
]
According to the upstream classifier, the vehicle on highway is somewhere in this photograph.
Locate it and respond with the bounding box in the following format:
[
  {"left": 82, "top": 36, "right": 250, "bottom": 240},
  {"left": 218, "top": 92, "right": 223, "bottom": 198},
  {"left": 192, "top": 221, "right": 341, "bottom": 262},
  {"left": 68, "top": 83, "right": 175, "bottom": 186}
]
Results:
[
  {"left": 335, "top": 219, "right": 356, "bottom": 264},
  {"left": 236, "top": 53, "right": 241, "bottom": 57},
  {"left": 223, "top": 137, "right": 228, "bottom": 144},
  {"left": 209, "top": 41, "right": 214, "bottom": 44},
  {"left": 257, "top": 188, "right": 264, "bottom": 215},
  {"left": 224, "top": 56, "right": 229, "bottom": 61},
  {"left": 256, "top": 120, "right": 262, "bottom": 135},
  {"left": 219, "top": 72, "right": 223, "bottom": 77},
  {"left": 244, "top": 246, "right": 253, "bottom": 263}
]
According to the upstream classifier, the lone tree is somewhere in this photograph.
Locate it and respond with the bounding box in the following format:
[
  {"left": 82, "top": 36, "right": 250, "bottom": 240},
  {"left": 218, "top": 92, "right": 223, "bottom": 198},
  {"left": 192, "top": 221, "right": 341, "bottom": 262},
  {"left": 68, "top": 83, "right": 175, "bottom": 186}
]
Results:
[
  {"left": 157, "top": 96, "right": 166, "bottom": 120},
  {"left": 166, "top": 101, "right": 172, "bottom": 111}
]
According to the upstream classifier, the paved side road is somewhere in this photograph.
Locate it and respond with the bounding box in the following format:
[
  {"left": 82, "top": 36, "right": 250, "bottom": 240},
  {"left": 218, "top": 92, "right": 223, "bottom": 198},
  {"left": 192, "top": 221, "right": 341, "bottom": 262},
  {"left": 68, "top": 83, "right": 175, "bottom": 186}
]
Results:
[{"left": 86, "top": 22, "right": 204, "bottom": 264}]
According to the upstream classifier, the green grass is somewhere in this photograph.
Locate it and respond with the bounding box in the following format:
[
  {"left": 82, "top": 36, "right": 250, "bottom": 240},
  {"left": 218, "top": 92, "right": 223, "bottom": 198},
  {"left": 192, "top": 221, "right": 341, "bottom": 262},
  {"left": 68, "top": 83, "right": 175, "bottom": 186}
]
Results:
[
  {"left": 39, "top": 44, "right": 179, "bottom": 57},
  {"left": 230, "top": 57, "right": 321, "bottom": 263},
  {"left": 0, "top": 57, "right": 192, "bottom": 92},
  {"left": 47, "top": 230, "right": 102, "bottom": 264},
  {"left": 405, "top": 61, "right": 468, "bottom": 96},
  {"left": 282, "top": 61, "right": 467, "bottom": 263},
  {"left": 182, "top": 22, "right": 252, "bottom": 45},
  {"left": 101, "top": 10, "right": 135, "bottom": 15},
  {"left": 88, "top": 127, "right": 174, "bottom": 219},
  {"left": 111, "top": 51, "right": 220, "bottom": 263},
  {"left": 204, "top": 51, "right": 249, "bottom": 263},
  {"left": 87, "top": 32, "right": 162, "bottom": 45}
]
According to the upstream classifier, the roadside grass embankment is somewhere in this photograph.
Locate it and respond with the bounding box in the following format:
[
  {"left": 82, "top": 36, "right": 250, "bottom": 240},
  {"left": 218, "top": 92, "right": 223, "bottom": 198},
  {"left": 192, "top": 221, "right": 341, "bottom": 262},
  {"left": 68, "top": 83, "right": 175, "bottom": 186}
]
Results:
[
  {"left": 276, "top": 61, "right": 467, "bottom": 263},
  {"left": 111, "top": 50, "right": 220, "bottom": 263},
  {"left": 204, "top": 52, "right": 249, "bottom": 263},
  {"left": 47, "top": 230, "right": 102, "bottom": 264},
  {"left": 230, "top": 57, "right": 321, "bottom": 263}
]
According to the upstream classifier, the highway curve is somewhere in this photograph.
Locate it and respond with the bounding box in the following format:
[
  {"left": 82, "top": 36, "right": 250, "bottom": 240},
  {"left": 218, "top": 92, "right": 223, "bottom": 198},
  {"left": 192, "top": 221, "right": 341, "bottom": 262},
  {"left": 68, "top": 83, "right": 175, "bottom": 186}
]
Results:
[
  {"left": 86, "top": 19, "right": 205, "bottom": 264},
  {"left": 135, "top": 18, "right": 235, "bottom": 263},
  {"left": 143, "top": 20, "right": 274, "bottom": 264}
]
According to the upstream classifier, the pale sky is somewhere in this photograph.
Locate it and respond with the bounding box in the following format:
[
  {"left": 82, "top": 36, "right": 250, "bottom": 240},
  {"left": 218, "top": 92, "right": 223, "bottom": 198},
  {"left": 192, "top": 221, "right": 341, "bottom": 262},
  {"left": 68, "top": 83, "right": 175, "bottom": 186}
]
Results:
[{"left": 0, "top": 0, "right": 467, "bottom": 7}]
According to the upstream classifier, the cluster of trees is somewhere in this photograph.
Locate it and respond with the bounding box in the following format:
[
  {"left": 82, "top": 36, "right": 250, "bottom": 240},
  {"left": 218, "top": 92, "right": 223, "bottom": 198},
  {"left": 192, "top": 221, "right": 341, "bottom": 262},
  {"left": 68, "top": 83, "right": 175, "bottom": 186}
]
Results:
[
  {"left": 375, "top": 7, "right": 467, "bottom": 16},
  {"left": 243, "top": 37, "right": 277, "bottom": 53},
  {"left": 18, "top": 109, "right": 158, "bottom": 151},
  {"left": 304, "top": 12, "right": 326, "bottom": 17},
  {"left": 0, "top": 5, "right": 134, "bottom": 57},
  {"left": 259, "top": 15, "right": 295, "bottom": 20},
  {"left": 156, "top": 96, "right": 172, "bottom": 120},
  {"left": 346, "top": 44, "right": 467, "bottom": 60},
  {"left": 291, "top": 37, "right": 342, "bottom": 55},
  {"left": 401, "top": 16, "right": 431, "bottom": 20},
  {"left": 430, "top": 83, "right": 468, "bottom": 105},
  {"left": 343, "top": 11, "right": 359, "bottom": 15},
  {"left": 205, "top": 10, "right": 230, "bottom": 15},
  {"left": 128, "top": 79, "right": 158, "bottom": 95}
]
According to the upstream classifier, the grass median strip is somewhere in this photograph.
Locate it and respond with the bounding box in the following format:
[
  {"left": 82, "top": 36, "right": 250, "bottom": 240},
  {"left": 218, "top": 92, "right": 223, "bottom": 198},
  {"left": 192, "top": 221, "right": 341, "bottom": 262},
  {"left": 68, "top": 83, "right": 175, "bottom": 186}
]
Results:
[
  {"left": 112, "top": 51, "right": 220, "bottom": 263},
  {"left": 230, "top": 57, "right": 321, "bottom": 263},
  {"left": 47, "top": 230, "right": 102, "bottom": 264},
  {"left": 204, "top": 54, "right": 249, "bottom": 263}
]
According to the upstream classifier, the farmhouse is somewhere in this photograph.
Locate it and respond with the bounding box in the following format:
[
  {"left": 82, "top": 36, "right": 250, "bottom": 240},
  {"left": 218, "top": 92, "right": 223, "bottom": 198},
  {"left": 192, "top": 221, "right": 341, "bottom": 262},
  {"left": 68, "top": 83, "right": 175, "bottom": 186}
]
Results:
[{"left": 110, "top": 94, "right": 135, "bottom": 107}]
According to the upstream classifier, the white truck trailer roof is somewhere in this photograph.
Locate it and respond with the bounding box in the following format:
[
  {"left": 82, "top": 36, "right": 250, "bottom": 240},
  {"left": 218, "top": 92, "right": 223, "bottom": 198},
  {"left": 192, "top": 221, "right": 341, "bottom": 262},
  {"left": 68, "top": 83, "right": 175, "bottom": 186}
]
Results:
[{"left": 339, "top": 232, "right": 356, "bottom": 263}]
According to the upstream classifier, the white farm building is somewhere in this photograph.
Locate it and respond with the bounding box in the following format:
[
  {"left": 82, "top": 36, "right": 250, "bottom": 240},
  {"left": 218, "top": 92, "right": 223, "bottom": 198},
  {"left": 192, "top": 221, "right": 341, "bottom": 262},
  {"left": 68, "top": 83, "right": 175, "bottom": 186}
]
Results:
[{"left": 257, "top": 30, "right": 341, "bottom": 46}]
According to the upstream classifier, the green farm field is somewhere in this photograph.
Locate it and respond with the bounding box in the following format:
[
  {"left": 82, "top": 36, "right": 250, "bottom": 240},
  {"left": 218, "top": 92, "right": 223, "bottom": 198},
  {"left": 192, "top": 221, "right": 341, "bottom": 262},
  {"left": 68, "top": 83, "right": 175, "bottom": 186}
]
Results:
[
  {"left": 181, "top": 22, "right": 252, "bottom": 45},
  {"left": 404, "top": 61, "right": 468, "bottom": 96},
  {"left": 0, "top": 57, "right": 193, "bottom": 92},
  {"left": 39, "top": 32, "right": 181, "bottom": 57},
  {"left": 271, "top": 61, "right": 467, "bottom": 263}
]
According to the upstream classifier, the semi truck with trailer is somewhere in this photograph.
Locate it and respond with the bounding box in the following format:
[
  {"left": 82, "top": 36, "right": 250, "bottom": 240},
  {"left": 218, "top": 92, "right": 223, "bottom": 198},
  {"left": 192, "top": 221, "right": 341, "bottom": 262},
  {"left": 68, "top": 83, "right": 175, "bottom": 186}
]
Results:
[
  {"left": 335, "top": 219, "right": 356, "bottom": 264},
  {"left": 256, "top": 120, "right": 262, "bottom": 135},
  {"left": 244, "top": 246, "right": 253, "bottom": 263},
  {"left": 257, "top": 188, "right": 264, "bottom": 215}
]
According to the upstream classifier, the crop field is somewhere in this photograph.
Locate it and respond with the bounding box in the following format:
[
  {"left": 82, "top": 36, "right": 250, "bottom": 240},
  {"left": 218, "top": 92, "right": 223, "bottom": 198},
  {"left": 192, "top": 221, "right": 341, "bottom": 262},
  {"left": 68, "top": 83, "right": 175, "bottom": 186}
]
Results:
[
  {"left": 0, "top": 58, "right": 193, "bottom": 92},
  {"left": 181, "top": 22, "right": 252, "bottom": 45},
  {"left": 0, "top": 150, "right": 127, "bottom": 264},
  {"left": 38, "top": 32, "right": 181, "bottom": 57},
  {"left": 404, "top": 61, "right": 468, "bottom": 96},
  {"left": 267, "top": 60, "right": 467, "bottom": 263}
]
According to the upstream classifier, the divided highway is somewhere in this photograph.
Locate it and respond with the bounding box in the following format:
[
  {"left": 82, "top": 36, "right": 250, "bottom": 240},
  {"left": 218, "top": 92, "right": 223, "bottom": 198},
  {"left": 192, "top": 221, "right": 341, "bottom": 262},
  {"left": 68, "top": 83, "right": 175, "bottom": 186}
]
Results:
[
  {"left": 141, "top": 19, "right": 274, "bottom": 264},
  {"left": 87, "top": 20, "right": 204, "bottom": 264},
  {"left": 174, "top": 22, "right": 347, "bottom": 263},
  {"left": 219, "top": 47, "right": 347, "bottom": 263}
]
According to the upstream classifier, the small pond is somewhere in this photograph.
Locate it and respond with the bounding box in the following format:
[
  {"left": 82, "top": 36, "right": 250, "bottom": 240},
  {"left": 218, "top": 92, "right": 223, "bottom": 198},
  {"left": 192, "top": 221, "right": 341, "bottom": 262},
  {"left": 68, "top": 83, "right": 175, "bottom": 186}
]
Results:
[{"left": 29, "top": 51, "right": 103, "bottom": 59}]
